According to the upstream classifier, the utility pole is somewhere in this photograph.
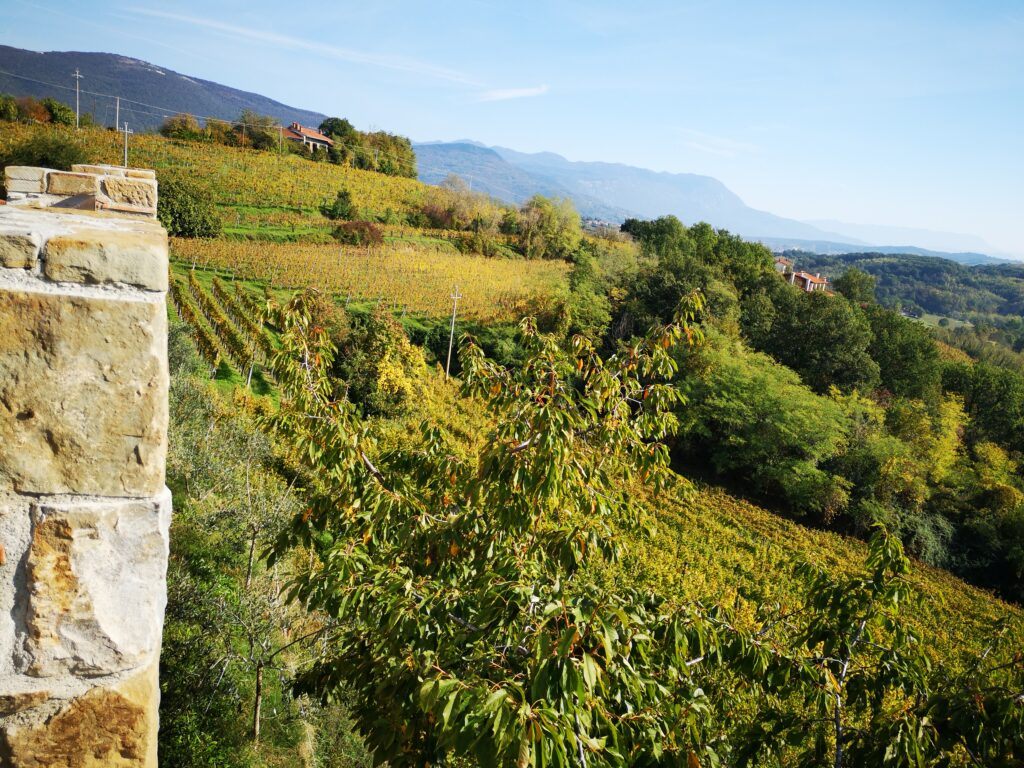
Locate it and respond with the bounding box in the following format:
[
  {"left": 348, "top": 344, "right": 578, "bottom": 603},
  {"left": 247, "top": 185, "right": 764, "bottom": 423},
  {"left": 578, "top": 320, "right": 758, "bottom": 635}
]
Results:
[
  {"left": 72, "top": 69, "right": 83, "bottom": 129},
  {"left": 119, "top": 122, "right": 133, "bottom": 168},
  {"left": 445, "top": 285, "right": 462, "bottom": 382},
  {"left": 114, "top": 96, "right": 119, "bottom": 130}
]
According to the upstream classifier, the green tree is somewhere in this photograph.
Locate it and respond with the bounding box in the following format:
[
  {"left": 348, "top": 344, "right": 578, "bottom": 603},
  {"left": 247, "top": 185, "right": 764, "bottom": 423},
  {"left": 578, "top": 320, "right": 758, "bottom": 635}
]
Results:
[
  {"left": 517, "top": 195, "right": 583, "bottom": 260},
  {"left": 235, "top": 110, "right": 279, "bottom": 150},
  {"left": 0, "top": 93, "right": 17, "bottom": 122},
  {"left": 676, "top": 332, "right": 852, "bottom": 521},
  {"left": 267, "top": 293, "right": 731, "bottom": 767},
  {"left": 755, "top": 287, "right": 881, "bottom": 394},
  {"left": 41, "top": 97, "right": 75, "bottom": 126},
  {"left": 833, "top": 267, "right": 877, "bottom": 304},
  {"left": 319, "top": 188, "right": 356, "bottom": 220},
  {"left": 157, "top": 177, "right": 222, "bottom": 238},
  {"left": 865, "top": 304, "right": 941, "bottom": 400},
  {"left": 160, "top": 113, "right": 204, "bottom": 140}
]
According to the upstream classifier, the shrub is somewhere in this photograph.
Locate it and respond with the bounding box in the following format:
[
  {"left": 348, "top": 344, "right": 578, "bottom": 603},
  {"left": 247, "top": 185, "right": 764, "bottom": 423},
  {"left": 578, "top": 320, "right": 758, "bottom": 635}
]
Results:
[
  {"left": 15, "top": 96, "right": 48, "bottom": 123},
  {"left": 319, "top": 188, "right": 355, "bottom": 220},
  {"left": 157, "top": 178, "right": 222, "bottom": 238},
  {"left": 0, "top": 131, "right": 87, "bottom": 170},
  {"left": 0, "top": 132, "right": 88, "bottom": 195},
  {"left": 331, "top": 221, "right": 383, "bottom": 247},
  {"left": 41, "top": 97, "right": 75, "bottom": 127},
  {"left": 160, "top": 113, "right": 204, "bottom": 141},
  {"left": 339, "top": 309, "right": 426, "bottom": 416},
  {"left": 0, "top": 94, "right": 17, "bottom": 122}
]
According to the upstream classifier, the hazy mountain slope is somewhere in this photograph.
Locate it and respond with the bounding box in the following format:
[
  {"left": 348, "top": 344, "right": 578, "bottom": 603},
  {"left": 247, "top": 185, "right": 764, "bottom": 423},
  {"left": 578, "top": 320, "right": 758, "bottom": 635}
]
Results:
[
  {"left": 492, "top": 146, "right": 860, "bottom": 241},
  {"left": 806, "top": 218, "right": 999, "bottom": 257},
  {"left": 757, "top": 238, "right": 1006, "bottom": 266},
  {"left": 413, "top": 142, "right": 634, "bottom": 221},
  {"left": 0, "top": 45, "right": 326, "bottom": 131}
]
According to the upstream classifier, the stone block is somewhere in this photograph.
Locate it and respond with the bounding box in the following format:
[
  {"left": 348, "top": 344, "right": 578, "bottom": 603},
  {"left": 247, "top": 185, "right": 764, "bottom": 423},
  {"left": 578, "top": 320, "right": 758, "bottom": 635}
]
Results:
[
  {"left": 4, "top": 167, "right": 46, "bottom": 184},
  {"left": 124, "top": 169, "right": 156, "bottom": 180},
  {"left": 44, "top": 228, "right": 168, "bottom": 291},
  {"left": 46, "top": 172, "right": 99, "bottom": 197},
  {"left": 0, "top": 290, "right": 168, "bottom": 496},
  {"left": 4, "top": 167, "right": 46, "bottom": 189},
  {"left": 70, "top": 164, "right": 125, "bottom": 178},
  {"left": 0, "top": 660, "right": 159, "bottom": 767},
  {"left": 5, "top": 178, "right": 45, "bottom": 194},
  {"left": 0, "top": 230, "right": 40, "bottom": 269},
  {"left": 101, "top": 177, "right": 157, "bottom": 210},
  {"left": 19, "top": 493, "right": 170, "bottom": 678}
]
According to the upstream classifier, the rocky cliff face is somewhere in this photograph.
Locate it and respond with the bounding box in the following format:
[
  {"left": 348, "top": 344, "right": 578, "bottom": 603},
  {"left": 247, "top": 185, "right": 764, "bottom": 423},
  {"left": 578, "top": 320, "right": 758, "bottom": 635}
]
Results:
[{"left": 0, "top": 171, "right": 170, "bottom": 766}]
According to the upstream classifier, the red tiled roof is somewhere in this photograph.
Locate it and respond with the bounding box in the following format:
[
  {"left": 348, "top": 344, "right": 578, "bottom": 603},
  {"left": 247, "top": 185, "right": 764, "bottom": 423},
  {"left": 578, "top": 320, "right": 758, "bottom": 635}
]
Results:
[
  {"left": 794, "top": 271, "right": 828, "bottom": 285},
  {"left": 775, "top": 257, "right": 793, "bottom": 266},
  {"left": 287, "top": 122, "right": 334, "bottom": 146}
]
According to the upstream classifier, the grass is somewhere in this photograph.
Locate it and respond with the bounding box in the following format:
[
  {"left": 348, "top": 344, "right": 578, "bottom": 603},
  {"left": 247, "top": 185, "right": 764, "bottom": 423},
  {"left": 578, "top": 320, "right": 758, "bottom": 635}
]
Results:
[{"left": 918, "top": 311, "right": 973, "bottom": 329}]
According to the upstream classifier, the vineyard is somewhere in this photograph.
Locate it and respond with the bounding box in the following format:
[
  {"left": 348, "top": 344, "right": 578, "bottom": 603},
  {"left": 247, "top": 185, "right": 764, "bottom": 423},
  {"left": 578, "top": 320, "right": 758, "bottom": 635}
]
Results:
[
  {"left": 0, "top": 124, "right": 428, "bottom": 237},
  {"left": 169, "top": 266, "right": 278, "bottom": 395},
  {"left": 170, "top": 238, "right": 569, "bottom": 322}
]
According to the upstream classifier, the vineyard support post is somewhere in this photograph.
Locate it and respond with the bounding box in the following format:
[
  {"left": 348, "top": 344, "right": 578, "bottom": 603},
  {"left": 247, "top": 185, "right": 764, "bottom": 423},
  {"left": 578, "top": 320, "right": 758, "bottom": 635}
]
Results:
[{"left": 446, "top": 285, "right": 462, "bottom": 381}]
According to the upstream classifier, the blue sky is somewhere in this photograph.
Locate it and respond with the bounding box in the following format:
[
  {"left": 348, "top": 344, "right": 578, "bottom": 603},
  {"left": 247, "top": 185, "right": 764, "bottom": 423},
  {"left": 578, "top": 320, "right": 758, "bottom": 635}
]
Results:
[{"left": 5, "top": 0, "right": 1023, "bottom": 256}]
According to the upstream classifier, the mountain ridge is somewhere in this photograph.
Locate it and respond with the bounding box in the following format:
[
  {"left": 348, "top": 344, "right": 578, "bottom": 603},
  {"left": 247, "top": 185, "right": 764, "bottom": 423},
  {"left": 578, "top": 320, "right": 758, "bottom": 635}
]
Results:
[{"left": 0, "top": 45, "right": 326, "bottom": 131}]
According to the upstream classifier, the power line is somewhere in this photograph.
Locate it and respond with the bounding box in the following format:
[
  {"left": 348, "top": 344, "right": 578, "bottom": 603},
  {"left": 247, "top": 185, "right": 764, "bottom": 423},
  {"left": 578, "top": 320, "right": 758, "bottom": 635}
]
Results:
[{"left": 0, "top": 67, "right": 530, "bottom": 202}]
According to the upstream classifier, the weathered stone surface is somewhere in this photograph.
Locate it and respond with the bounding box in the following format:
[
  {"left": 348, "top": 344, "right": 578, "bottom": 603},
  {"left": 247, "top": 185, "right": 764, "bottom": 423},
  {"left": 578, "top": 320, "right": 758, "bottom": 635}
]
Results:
[
  {"left": 0, "top": 497, "right": 31, "bottom": 681},
  {"left": 20, "top": 493, "right": 171, "bottom": 677},
  {"left": 0, "top": 662, "right": 159, "bottom": 767},
  {"left": 4, "top": 167, "right": 46, "bottom": 184},
  {"left": 124, "top": 169, "right": 156, "bottom": 180},
  {"left": 70, "top": 164, "right": 125, "bottom": 178},
  {"left": 45, "top": 172, "right": 99, "bottom": 197},
  {"left": 102, "top": 177, "right": 157, "bottom": 210},
  {"left": 4, "top": 167, "right": 46, "bottom": 193},
  {"left": 44, "top": 228, "right": 168, "bottom": 291},
  {"left": 0, "top": 230, "right": 40, "bottom": 269},
  {"left": 4, "top": 178, "right": 45, "bottom": 194},
  {"left": 0, "top": 290, "right": 168, "bottom": 496},
  {"left": 0, "top": 691, "right": 48, "bottom": 717}
]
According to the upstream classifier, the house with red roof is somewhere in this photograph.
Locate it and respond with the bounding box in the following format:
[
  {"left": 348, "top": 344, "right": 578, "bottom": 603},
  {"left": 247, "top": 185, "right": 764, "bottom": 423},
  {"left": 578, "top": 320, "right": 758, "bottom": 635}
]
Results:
[
  {"left": 282, "top": 122, "right": 334, "bottom": 153},
  {"left": 790, "top": 270, "right": 830, "bottom": 292}
]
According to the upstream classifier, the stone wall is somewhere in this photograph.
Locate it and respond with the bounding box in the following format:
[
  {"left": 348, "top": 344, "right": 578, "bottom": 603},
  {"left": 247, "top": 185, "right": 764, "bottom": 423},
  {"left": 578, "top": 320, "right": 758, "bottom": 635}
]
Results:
[
  {"left": 0, "top": 166, "right": 169, "bottom": 766},
  {"left": 5, "top": 164, "right": 157, "bottom": 219}
]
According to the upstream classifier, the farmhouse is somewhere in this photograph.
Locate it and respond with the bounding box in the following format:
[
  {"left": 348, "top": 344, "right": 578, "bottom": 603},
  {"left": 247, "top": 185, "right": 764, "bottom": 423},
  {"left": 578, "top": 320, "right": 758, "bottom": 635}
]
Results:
[
  {"left": 773, "top": 257, "right": 830, "bottom": 292},
  {"left": 790, "top": 271, "right": 829, "bottom": 292},
  {"left": 283, "top": 122, "right": 334, "bottom": 152}
]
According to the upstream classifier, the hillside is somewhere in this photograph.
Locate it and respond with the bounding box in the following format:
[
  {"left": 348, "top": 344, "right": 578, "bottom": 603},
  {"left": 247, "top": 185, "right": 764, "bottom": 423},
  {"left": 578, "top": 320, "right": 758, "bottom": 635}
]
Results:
[
  {"left": 4, "top": 120, "right": 1022, "bottom": 765},
  {"left": 169, "top": 261, "right": 1021, "bottom": 666},
  {"left": 0, "top": 45, "right": 326, "bottom": 131},
  {"left": 791, "top": 250, "right": 1024, "bottom": 318},
  {"left": 414, "top": 141, "right": 631, "bottom": 221}
]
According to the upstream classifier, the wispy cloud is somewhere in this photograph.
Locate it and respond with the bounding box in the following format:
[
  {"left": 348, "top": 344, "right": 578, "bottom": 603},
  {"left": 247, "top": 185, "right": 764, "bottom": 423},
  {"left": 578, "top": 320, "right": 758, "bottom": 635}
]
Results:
[
  {"left": 125, "top": 7, "right": 480, "bottom": 85},
  {"left": 477, "top": 85, "right": 550, "bottom": 102},
  {"left": 681, "top": 129, "right": 757, "bottom": 158}
]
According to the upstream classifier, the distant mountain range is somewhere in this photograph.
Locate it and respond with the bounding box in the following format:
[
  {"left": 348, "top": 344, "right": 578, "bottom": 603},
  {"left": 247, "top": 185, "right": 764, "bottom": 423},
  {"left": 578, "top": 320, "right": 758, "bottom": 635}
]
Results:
[
  {"left": 0, "top": 45, "right": 326, "bottom": 131},
  {"left": 415, "top": 142, "right": 1015, "bottom": 265},
  {"left": 416, "top": 141, "right": 860, "bottom": 243},
  {"left": 1, "top": 44, "right": 1013, "bottom": 265}
]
